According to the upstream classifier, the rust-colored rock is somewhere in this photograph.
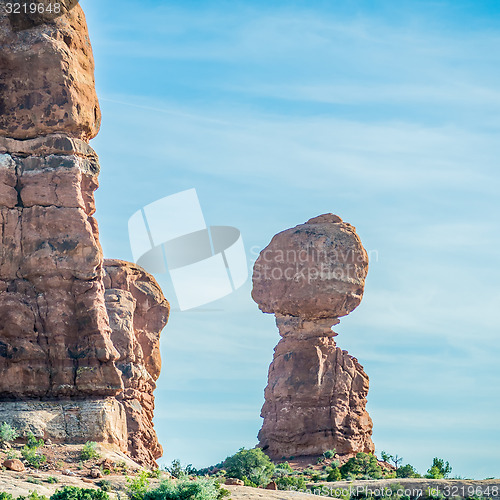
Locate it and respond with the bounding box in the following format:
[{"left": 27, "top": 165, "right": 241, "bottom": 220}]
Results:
[
  {"left": 0, "top": 136, "right": 122, "bottom": 399},
  {"left": 253, "top": 214, "right": 374, "bottom": 459},
  {"left": 0, "top": 5, "right": 169, "bottom": 468},
  {"left": 2, "top": 459, "right": 25, "bottom": 472},
  {"left": 0, "top": 5, "right": 101, "bottom": 140},
  {"left": 104, "top": 259, "right": 170, "bottom": 469}
]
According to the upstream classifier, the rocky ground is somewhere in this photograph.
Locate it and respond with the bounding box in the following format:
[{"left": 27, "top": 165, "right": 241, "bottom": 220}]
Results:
[{"left": 0, "top": 471, "right": 499, "bottom": 500}]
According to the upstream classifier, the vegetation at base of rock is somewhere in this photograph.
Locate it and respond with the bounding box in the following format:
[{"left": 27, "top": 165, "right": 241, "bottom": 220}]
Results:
[
  {"left": 126, "top": 474, "right": 229, "bottom": 500},
  {"left": 0, "top": 423, "right": 19, "bottom": 443},
  {"left": 20, "top": 432, "right": 47, "bottom": 469},
  {"left": 274, "top": 475, "right": 307, "bottom": 490},
  {"left": 340, "top": 453, "right": 383, "bottom": 480},
  {"left": 326, "top": 465, "right": 342, "bottom": 481},
  {"left": 222, "top": 448, "right": 274, "bottom": 487},
  {"left": 323, "top": 449, "right": 336, "bottom": 459},
  {"left": 80, "top": 442, "right": 100, "bottom": 461}
]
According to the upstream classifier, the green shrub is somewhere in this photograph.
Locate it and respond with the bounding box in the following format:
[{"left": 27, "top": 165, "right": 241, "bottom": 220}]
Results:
[
  {"left": 45, "top": 477, "right": 59, "bottom": 484},
  {"left": 141, "top": 478, "right": 229, "bottom": 500},
  {"left": 222, "top": 448, "right": 274, "bottom": 487},
  {"left": 274, "top": 462, "right": 293, "bottom": 475},
  {"left": 323, "top": 449, "right": 336, "bottom": 459},
  {"left": 21, "top": 445, "right": 47, "bottom": 468},
  {"left": 0, "top": 493, "right": 14, "bottom": 500},
  {"left": 275, "top": 476, "right": 307, "bottom": 491},
  {"left": 80, "top": 442, "right": 100, "bottom": 461},
  {"left": 0, "top": 423, "right": 18, "bottom": 443},
  {"left": 26, "top": 432, "right": 44, "bottom": 450},
  {"left": 50, "top": 486, "right": 109, "bottom": 500},
  {"left": 396, "top": 464, "right": 419, "bottom": 478},
  {"left": 127, "top": 471, "right": 151, "bottom": 500},
  {"left": 340, "top": 453, "right": 382, "bottom": 480},
  {"left": 326, "top": 466, "right": 342, "bottom": 482},
  {"left": 425, "top": 458, "right": 452, "bottom": 479},
  {"left": 27, "top": 478, "right": 42, "bottom": 485},
  {"left": 166, "top": 459, "right": 196, "bottom": 479},
  {"left": 97, "top": 480, "right": 112, "bottom": 493},
  {"left": 18, "top": 492, "right": 48, "bottom": 500}
]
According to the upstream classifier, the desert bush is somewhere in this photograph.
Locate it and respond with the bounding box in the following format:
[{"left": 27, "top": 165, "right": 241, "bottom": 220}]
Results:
[
  {"left": 97, "top": 481, "right": 112, "bottom": 493},
  {"left": 80, "top": 442, "right": 100, "bottom": 461},
  {"left": 326, "top": 466, "right": 342, "bottom": 482},
  {"left": 25, "top": 432, "right": 44, "bottom": 450},
  {"left": 222, "top": 448, "right": 274, "bottom": 487},
  {"left": 0, "top": 494, "right": 13, "bottom": 500},
  {"left": 323, "top": 449, "right": 336, "bottom": 459},
  {"left": 275, "top": 476, "right": 307, "bottom": 491},
  {"left": 126, "top": 471, "right": 151, "bottom": 500},
  {"left": 273, "top": 462, "right": 294, "bottom": 476},
  {"left": 50, "top": 486, "right": 109, "bottom": 500},
  {"left": 128, "top": 477, "right": 229, "bottom": 500},
  {"left": 0, "top": 423, "right": 18, "bottom": 443},
  {"left": 340, "top": 453, "right": 382, "bottom": 480},
  {"left": 18, "top": 493, "right": 48, "bottom": 500},
  {"left": 166, "top": 459, "right": 196, "bottom": 478},
  {"left": 21, "top": 445, "right": 47, "bottom": 468},
  {"left": 396, "top": 464, "right": 420, "bottom": 478},
  {"left": 425, "top": 458, "right": 452, "bottom": 479}
]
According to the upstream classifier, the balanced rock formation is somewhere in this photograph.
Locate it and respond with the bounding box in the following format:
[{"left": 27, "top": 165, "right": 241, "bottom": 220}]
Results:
[
  {"left": 252, "top": 214, "right": 374, "bottom": 459},
  {"left": 0, "top": 4, "right": 168, "bottom": 468}
]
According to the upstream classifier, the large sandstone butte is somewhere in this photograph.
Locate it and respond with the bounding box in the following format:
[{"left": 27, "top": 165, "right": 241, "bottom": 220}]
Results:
[
  {"left": 252, "top": 214, "right": 374, "bottom": 459},
  {"left": 0, "top": 5, "right": 169, "bottom": 467}
]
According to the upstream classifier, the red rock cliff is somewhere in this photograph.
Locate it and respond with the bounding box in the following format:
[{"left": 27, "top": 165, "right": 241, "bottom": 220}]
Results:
[{"left": 0, "top": 4, "right": 168, "bottom": 468}]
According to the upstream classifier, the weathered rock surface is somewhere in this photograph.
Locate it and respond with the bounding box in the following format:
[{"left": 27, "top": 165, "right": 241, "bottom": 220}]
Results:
[
  {"left": 0, "top": 399, "right": 128, "bottom": 451},
  {"left": 0, "top": 5, "right": 169, "bottom": 468},
  {"left": 104, "top": 259, "right": 170, "bottom": 468},
  {"left": 0, "top": 5, "right": 101, "bottom": 140},
  {"left": 2, "top": 459, "right": 24, "bottom": 472},
  {"left": 252, "top": 214, "right": 368, "bottom": 320},
  {"left": 253, "top": 214, "right": 374, "bottom": 459},
  {"left": 0, "top": 135, "right": 122, "bottom": 398}
]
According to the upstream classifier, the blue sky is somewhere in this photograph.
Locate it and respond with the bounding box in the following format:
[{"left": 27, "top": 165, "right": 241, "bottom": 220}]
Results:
[{"left": 81, "top": 0, "right": 500, "bottom": 478}]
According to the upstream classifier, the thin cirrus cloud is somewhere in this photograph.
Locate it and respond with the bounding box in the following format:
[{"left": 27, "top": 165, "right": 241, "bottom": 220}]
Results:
[{"left": 81, "top": 0, "right": 500, "bottom": 477}]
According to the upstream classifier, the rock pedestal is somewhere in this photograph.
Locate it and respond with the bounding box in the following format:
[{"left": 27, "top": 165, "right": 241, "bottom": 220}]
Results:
[
  {"left": 0, "top": 5, "right": 169, "bottom": 468},
  {"left": 252, "top": 214, "right": 374, "bottom": 459}
]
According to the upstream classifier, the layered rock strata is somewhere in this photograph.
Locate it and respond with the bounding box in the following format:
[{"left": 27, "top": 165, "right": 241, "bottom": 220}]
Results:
[
  {"left": 104, "top": 260, "right": 169, "bottom": 467},
  {"left": 252, "top": 214, "right": 374, "bottom": 459},
  {"left": 0, "top": 5, "right": 168, "bottom": 467}
]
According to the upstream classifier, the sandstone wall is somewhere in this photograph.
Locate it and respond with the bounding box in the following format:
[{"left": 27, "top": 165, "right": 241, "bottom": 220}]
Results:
[{"left": 0, "top": 5, "right": 169, "bottom": 468}]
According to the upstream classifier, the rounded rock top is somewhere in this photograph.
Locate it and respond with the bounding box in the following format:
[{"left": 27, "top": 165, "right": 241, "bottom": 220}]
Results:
[{"left": 252, "top": 214, "right": 369, "bottom": 320}]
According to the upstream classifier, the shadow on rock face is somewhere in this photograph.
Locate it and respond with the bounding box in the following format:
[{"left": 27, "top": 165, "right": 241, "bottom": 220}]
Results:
[{"left": 7, "top": 0, "right": 80, "bottom": 31}]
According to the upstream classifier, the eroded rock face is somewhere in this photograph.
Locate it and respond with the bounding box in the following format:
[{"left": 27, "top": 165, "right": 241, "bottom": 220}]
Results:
[
  {"left": 0, "top": 5, "right": 169, "bottom": 468},
  {"left": 0, "top": 5, "right": 101, "bottom": 140},
  {"left": 0, "top": 135, "right": 122, "bottom": 398},
  {"left": 253, "top": 214, "right": 374, "bottom": 459},
  {"left": 104, "top": 260, "right": 170, "bottom": 468}
]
